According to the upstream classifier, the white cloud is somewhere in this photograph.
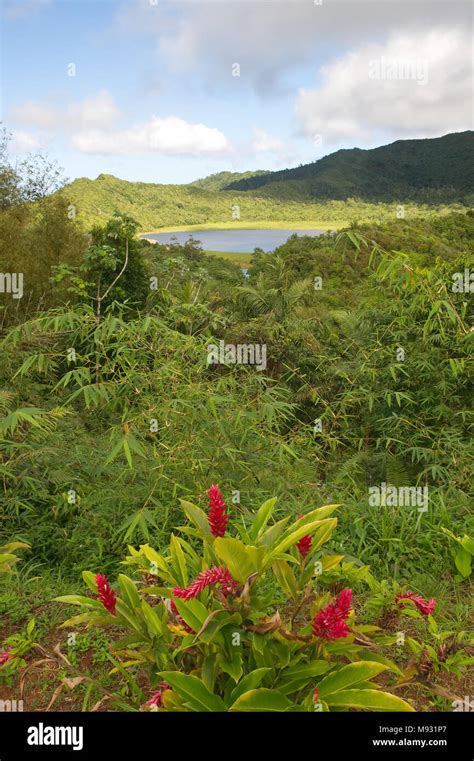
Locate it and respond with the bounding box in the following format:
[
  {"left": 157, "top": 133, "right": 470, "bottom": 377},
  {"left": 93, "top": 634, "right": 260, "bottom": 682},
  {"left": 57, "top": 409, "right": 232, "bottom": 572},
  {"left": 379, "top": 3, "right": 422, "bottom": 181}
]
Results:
[
  {"left": 71, "top": 116, "right": 230, "bottom": 156},
  {"left": 118, "top": 0, "right": 471, "bottom": 95},
  {"left": 10, "top": 91, "right": 121, "bottom": 131},
  {"left": 252, "top": 128, "right": 285, "bottom": 153},
  {"left": 9, "top": 130, "right": 42, "bottom": 153},
  {"left": 296, "top": 28, "right": 473, "bottom": 143},
  {"left": 2, "top": 0, "right": 51, "bottom": 20}
]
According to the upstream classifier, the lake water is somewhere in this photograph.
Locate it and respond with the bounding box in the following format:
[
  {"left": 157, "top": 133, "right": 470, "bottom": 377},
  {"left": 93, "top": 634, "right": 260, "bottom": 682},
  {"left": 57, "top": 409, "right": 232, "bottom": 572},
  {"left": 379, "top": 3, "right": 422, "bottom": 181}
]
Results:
[{"left": 142, "top": 228, "right": 327, "bottom": 253}]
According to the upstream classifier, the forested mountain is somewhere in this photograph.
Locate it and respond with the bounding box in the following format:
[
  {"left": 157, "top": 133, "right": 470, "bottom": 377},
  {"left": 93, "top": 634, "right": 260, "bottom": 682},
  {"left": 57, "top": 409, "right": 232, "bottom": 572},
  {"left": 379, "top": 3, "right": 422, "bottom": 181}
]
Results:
[
  {"left": 60, "top": 132, "right": 473, "bottom": 231},
  {"left": 189, "top": 169, "right": 271, "bottom": 191},
  {"left": 224, "top": 131, "right": 474, "bottom": 202}
]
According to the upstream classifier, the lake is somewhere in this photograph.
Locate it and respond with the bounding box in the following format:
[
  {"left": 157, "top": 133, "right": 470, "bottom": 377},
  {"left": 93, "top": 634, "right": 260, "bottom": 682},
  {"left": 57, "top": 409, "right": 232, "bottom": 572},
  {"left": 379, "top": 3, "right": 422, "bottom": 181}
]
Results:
[{"left": 142, "top": 228, "right": 328, "bottom": 253}]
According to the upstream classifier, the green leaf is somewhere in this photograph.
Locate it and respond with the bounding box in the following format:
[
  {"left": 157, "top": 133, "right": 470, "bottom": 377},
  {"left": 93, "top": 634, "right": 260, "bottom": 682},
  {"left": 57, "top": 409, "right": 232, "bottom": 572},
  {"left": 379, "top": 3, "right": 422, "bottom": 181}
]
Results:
[
  {"left": 141, "top": 600, "right": 164, "bottom": 637},
  {"left": 326, "top": 689, "right": 414, "bottom": 712},
  {"left": 272, "top": 560, "right": 298, "bottom": 599},
  {"left": 318, "top": 662, "right": 388, "bottom": 697},
  {"left": 220, "top": 650, "right": 243, "bottom": 683},
  {"left": 229, "top": 688, "right": 293, "bottom": 712},
  {"left": 159, "top": 672, "right": 226, "bottom": 712},
  {"left": 139, "top": 545, "right": 169, "bottom": 575},
  {"left": 454, "top": 548, "right": 471, "bottom": 578},
  {"left": 118, "top": 574, "right": 140, "bottom": 611},
  {"left": 180, "top": 500, "right": 212, "bottom": 536},
  {"left": 82, "top": 570, "right": 99, "bottom": 594},
  {"left": 173, "top": 597, "right": 209, "bottom": 632},
  {"left": 281, "top": 660, "right": 331, "bottom": 682},
  {"left": 269, "top": 518, "right": 337, "bottom": 560},
  {"left": 214, "top": 537, "right": 262, "bottom": 583},
  {"left": 229, "top": 668, "right": 271, "bottom": 703},
  {"left": 169, "top": 534, "right": 188, "bottom": 586},
  {"left": 54, "top": 594, "right": 103, "bottom": 609},
  {"left": 250, "top": 497, "right": 277, "bottom": 540}
]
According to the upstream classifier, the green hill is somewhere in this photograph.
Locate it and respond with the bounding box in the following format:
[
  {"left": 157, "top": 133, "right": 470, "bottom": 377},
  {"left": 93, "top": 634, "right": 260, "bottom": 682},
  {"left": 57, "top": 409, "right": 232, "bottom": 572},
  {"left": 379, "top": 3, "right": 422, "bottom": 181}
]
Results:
[
  {"left": 224, "top": 131, "right": 474, "bottom": 203},
  {"left": 189, "top": 169, "right": 271, "bottom": 191},
  {"left": 60, "top": 132, "right": 473, "bottom": 231}
]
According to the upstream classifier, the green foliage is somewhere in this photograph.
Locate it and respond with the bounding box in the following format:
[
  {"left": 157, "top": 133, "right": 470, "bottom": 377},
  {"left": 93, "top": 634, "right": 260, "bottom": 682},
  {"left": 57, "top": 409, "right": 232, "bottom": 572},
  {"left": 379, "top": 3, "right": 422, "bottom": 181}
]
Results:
[
  {"left": 54, "top": 493, "right": 415, "bottom": 712},
  {"left": 225, "top": 131, "right": 474, "bottom": 204}
]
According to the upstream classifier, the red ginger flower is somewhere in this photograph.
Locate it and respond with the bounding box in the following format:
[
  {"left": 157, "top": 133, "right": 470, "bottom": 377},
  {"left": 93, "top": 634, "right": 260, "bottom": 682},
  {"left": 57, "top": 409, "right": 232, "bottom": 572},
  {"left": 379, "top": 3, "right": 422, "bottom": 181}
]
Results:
[
  {"left": 296, "top": 514, "right": 313, "bottom": 558},
  {"left": 208, "top": 484, "right": 229, "bottom": 537},
  {"left": 312, "top": 588, "right": 353, "bottom": 641},
  {"left": 173, "top": 566, "right": 239, "bottom": 601},
  {"left": 144, "top": 681, "right": 170, "bottom": 709},
  {"left": 396, "top": 592, "right": 435, "bottom": 616},
  {"left": 95, "top": 573, "right": 116, "bottom": 615},
  {"left": 0, "top": 650, "right": 12, "bottom": 666}
]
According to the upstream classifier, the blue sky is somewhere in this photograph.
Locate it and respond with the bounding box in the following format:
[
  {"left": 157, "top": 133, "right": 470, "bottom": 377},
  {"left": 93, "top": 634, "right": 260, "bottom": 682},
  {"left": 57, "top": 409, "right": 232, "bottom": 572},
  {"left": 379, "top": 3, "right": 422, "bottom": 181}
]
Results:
[{"left": 1, "top": 0, "right": 472, "bottom": 184}]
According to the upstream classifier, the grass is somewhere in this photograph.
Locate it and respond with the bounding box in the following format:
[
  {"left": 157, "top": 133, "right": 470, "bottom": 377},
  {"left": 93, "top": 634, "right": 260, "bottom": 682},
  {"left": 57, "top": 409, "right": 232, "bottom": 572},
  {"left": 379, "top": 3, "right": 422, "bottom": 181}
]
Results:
[
  {"left": 139, "top": 219, "right": 345, "bottom": 234},
  {"left": 203, "top": 250, "right": 253, "bottom": 267}
]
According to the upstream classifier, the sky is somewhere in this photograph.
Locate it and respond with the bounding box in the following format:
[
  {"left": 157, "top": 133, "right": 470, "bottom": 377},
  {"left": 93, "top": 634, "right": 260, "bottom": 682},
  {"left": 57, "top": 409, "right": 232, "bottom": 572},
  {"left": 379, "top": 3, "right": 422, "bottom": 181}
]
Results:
[{"left": 0, "top": 0, "right": 472, "bottom": 184}]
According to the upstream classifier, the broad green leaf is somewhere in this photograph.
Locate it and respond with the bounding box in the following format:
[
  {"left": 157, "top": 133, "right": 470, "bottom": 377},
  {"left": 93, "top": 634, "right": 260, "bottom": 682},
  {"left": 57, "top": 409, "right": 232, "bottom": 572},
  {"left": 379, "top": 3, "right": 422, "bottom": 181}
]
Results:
[
  {"left": 82, "top": 570, "right": 99, "bottom": 594},
  {"left": 318, "top": 662, "right": 388, "bottom": 697},
  {"left": 139, "top": 545, "right": 169, "bottom": 575},
  {"left": 258, "top": 516, "right": 291, "bottom": 548},
  {"left": 159, "top": 672, "right": 226, "bottom": 712},
  {"left": 173, "top": 597, "right": 209, "bottom": 632},
  {"left": 214, "top": 537, "right": 262, "bottom": 583},
  {"left": 169, "top": 534, "right": 188, "bottom": 586},
  {"left": 269, "top": 518, "right": 337, "bottom": 560},
  {"left": 272, "top": 560, "right": 298, "bottom": 599},
  {"left": 326, "top": 689, "right": 414, "bottom": 712},
  {"left": 281, "top": 660, "right": 331, "bottom": 682},
  {"left": 179, "top": 500, "right": 211, "bottom": 536},
  {"left": 229, "top": 688, "right": 293, "bottom": 712},
  {"left": 54, "top": 594, "right": 103, "bottom": 609},
  {"left": 230, "top": 668, "right": 271, "bottom": 703},
  {"left": 118, "top": 574, "right": 140, "bottom": 611},
  {"left": 454, "top": 548, "right": 471, "bottom": 577},
  {"left": 220, "top": 650, "right": 243, "bottom": 683},
  {"left": 141, "top": 600, "right": 164, "bottom": 637},
  {"left": 250, "top": 497, "right": 277, "bottom": 540}
]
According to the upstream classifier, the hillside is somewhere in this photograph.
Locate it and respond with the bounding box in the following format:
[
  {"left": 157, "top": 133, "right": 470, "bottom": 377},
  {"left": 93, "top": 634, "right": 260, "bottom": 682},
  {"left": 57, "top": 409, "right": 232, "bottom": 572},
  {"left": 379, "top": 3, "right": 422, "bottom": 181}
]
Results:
[
  {"left": 189, "top": 169, "right": 271, "bottom": 191},
  {"left": 61, "top": 173, "right": 466, "bottom": 233},
  {"left": 59, "top": 132, "right": 473, "bottom": 231},
  {"left": 61, "top": 174, "right": 340, "bottom": 230},
  {"left": 224, "top": 131, "right": 474, "bottom": 203}
]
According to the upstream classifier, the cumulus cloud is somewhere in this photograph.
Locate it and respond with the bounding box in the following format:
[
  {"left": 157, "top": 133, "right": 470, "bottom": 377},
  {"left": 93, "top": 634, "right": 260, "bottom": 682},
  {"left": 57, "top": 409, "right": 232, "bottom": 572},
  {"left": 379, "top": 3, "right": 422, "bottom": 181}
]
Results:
[
  {"left": 10, "top": 91, "right": 121, "bottom": 131},
  {"left": 295, "top": 28, "right": 473, "bottom": 143},
  {"left": 117, "top": 0, "right": 472, "bottom": 95},
  {"left": 252, "top": 128, "right": 285, "bottom": 153},
  {"left": 71, "top": 116, "right": 230, "bottom": 156},
  {"left": 9, "top": 130, "right": 42, "bottom": 153}
]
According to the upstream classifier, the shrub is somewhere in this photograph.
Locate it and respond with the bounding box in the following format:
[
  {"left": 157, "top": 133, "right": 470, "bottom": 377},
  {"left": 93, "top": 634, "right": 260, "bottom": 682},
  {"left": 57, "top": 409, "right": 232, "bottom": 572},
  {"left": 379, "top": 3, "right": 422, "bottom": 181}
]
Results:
[{"left": 55, "top": 487, "right": 414, "bottom": 712}]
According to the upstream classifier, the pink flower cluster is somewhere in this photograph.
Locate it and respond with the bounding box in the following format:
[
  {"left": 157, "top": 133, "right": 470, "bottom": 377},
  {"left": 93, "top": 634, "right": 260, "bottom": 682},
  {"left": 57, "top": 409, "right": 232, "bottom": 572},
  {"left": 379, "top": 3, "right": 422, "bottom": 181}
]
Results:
[
  {"left": 96, "top": 573, "right": 116, "bottom": 615},
  {"left": 144, "top": 681, "right": 170, "bottom": 709},
  {"left": 296, "top": 514, "right": 313, "bottom": 558},
  {"left": 312, "top": 588, "right": 353, "bottom": 640},
  {"left": 207, "top": 484, "right": 229, "bottom": 537},
  {"left": 173, "top": 566, "right": 239, "bottom": 601},
  {"left": 396, "top": 591, "right": 436, "bottom": 616},
  {"left": 0, "top": 650, "right": 12, "bottom": 666}
]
